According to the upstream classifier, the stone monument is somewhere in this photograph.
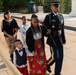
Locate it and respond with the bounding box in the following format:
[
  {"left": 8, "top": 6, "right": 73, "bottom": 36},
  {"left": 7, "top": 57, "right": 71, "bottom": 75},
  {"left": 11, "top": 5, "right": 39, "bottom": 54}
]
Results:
[
  {"left": 70, "top": 0, "right": 76, "bottom": 16},
  {"left": 38, "top": 6, "right": 44, "bottom": 13}
]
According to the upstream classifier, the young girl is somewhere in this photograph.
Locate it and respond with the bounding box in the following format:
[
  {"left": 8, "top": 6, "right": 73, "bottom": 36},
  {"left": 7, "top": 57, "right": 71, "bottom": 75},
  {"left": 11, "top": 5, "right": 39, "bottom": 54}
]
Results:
[
  {"left": 20, "top": 16, "right": 30, "bottom": 48},
  {"left": 13, "top": 39, "right": 33, "bottom": 75},
  {"left": 26, "top": 14, "right": 47, "bottom": 75}
]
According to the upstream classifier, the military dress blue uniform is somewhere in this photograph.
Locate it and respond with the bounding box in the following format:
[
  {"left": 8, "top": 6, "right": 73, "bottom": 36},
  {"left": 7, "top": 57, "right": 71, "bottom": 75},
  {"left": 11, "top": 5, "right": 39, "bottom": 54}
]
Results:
[{"left": 44, "top": 12, "right": 66, "bottom": 75}]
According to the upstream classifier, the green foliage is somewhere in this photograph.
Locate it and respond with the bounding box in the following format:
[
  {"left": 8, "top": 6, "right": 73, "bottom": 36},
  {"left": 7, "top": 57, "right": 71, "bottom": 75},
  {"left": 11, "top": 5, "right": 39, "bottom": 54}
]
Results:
[
  {"left": 43, "top": 0, "right": 71, "bottom": 14},
  {"left": 43, "top": 0, "right": 54, "bottom": 13},
  {"left": 32, "top": 0, "right": 43, "bottom": 5},
  {"left": 0, "top": 0, "right": 71, "bottom": 14},
  {"left": 0, "top": 0, "right": 3, "bottom": 10},
  {"left": 60, "top": 0, "right": 65, "bottom": 13},
  {"left": 64, "top": 0, "right": 71, "bottom": 14},
  {"left": 2, "top": 0, "right": 27, "bottom": 10},
  {"left": 10, "top": 0, "right": 18, "bottom": 8},
  {"left": 43, "top": 5, "right": 50, "bottom": 13}
]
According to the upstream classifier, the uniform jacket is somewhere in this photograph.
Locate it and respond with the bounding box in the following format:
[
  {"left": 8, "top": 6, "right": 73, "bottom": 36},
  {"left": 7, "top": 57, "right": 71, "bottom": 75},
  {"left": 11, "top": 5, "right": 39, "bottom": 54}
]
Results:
[{"left": 44, "top": 12, "right": 66, "bottom": 47}]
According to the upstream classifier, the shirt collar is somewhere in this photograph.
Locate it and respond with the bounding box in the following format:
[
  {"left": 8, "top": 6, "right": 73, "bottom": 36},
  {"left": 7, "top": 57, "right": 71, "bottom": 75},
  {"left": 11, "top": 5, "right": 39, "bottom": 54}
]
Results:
[
  {"left": 16, "top": 48, "right": 23, "bottom": 51},
  {"left": 53, "top": 12, "right": 58, "bottom": 16}
]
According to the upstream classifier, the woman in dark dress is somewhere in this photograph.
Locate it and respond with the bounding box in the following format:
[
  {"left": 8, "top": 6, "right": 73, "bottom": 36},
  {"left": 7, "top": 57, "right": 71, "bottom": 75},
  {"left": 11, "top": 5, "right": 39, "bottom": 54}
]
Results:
[
  {"left": 26, "top": 14, "right": 47, "bottom": 75},
  {"left": 1, "top": 10, "right": 19, "bottom": 62}
]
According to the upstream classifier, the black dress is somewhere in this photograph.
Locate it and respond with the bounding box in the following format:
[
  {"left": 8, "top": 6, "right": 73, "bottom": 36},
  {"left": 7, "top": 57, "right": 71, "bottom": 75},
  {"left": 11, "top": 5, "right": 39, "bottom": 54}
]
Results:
[{"left": 2, "top": 19, "right": 19, "bottom": 37}]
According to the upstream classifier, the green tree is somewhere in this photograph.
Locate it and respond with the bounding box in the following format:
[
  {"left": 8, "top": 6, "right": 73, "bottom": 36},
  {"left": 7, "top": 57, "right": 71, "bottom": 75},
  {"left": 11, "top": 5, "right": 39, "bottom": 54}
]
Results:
[
  {"left": 32, "top": 0, "right": 42, "bottom": 5},
  {"left": 15, "top": 0, "right": 27, "bottom": 8},
  {"left": 64, "top": 0, "right": 71, "bottom": 14},
  {"left": 3, "top": 0, "right": 27, "bottom": 10},
  {"left": 1, "top": 0, "right": 71, "bottom": 13},
  {"left": 60, "top": 0, "right": 65, "bottom": 13},
  {"left": 3, "top": 0, "right": 11, "bottom": 10},
  {"left": 10, "top": 0, "right": 17, "bottom": 8},
  {"left": 0, "top": 0, "right": 3, "bottom": 10},
  {"left": 43, "top": 0, "right": 58, "bottom": 13}
]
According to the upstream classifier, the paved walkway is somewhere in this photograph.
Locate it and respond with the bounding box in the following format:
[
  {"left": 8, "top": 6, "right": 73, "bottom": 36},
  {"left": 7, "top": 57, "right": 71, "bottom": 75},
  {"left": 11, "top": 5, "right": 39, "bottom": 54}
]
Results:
[{"left": 0, "top": 13, "right": 76, "bottom": 75}]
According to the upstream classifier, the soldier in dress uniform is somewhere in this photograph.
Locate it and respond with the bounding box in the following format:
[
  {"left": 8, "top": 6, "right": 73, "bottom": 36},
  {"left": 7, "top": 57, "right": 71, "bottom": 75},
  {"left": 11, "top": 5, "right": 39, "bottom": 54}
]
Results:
[{"left": 44, "top": 1, "right": 66, "bottom": 75}]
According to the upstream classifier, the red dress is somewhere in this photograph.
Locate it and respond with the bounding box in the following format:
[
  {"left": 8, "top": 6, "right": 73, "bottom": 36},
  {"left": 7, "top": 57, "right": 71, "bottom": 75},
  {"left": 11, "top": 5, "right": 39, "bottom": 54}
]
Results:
[{"left": 28, "top": 40, "right": 47, "bottom": 75}]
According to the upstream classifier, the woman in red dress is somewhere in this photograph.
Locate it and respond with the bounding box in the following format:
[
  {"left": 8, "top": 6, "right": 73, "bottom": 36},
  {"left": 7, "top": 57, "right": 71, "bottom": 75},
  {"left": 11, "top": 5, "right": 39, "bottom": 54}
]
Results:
[{"left": 26, "top": 14, "right": 47, "bottom": 75}]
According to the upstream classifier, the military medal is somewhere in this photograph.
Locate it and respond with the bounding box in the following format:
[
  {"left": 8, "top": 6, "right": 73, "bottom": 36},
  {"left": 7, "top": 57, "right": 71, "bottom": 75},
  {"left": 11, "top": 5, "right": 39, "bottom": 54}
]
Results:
[
  {"left": 52, "top": 23, "right": 55, "bottom": 28},
  {"left": 52, "top": 19, "right": 56, "bottom": 22},
  {"left": 52, "top": 25, "right": 55, "bottom": 28},
  {"left": 61, "top": 20, "right": 64, "bottom": 24},
  {"left": 52, "top": 19, "right": 56, "bottom": 28}
]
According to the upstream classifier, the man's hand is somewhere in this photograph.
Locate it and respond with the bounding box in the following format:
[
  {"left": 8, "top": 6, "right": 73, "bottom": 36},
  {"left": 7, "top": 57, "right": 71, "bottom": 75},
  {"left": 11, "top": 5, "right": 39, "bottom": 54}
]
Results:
[
  {"left": 46, "top": 29, "right": 51, "bottom": 34},
  {"left": 58, "top": 30, "right": 61, "bottom": 36},
  {"left": 63, "top": 40, "right": 66, "bottom": 44}
]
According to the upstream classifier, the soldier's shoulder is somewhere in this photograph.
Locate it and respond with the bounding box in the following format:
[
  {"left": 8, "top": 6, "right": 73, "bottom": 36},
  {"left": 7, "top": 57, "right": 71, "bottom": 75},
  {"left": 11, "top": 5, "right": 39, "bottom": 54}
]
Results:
[
  {"left": 45, "top": 14, "right": 50, "bottom": 19},
  {"left": 46, "top": 12, "right": 52, "bottom": 16},
  {"left": 58, "top": 13, "right": 64, "bottom": 17},
  {"left": 58, "top": 13, "right": 64, "bottom": 20}
]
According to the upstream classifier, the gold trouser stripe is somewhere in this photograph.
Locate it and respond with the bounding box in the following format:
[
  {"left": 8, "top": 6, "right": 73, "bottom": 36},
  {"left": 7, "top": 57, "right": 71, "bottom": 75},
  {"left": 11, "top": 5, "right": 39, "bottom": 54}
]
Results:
[{"left": 47, "top": 48, "right": 54, "bottom": 65}]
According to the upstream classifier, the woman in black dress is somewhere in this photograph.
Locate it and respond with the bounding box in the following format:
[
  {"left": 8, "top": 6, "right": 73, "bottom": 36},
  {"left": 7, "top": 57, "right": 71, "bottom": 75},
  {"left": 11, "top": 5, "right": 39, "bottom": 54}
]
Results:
[{"left": 1, "top": 10, "right": 19, "bottom": 62}]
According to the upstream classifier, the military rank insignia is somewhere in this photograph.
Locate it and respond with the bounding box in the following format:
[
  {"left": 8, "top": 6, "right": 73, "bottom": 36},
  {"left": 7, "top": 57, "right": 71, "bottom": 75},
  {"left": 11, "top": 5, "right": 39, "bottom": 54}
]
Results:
[{"left": 61, "top": 20, "right": 64, "bottom": 24}]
